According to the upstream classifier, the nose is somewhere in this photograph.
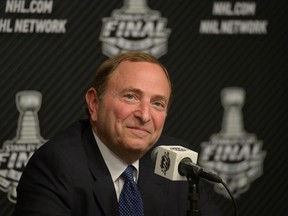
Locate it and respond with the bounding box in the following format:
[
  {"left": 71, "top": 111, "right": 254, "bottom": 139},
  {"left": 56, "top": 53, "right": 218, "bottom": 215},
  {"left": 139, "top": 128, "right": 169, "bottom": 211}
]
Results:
[{"left": 133, "top": 102, "right": 151, "bottom": 123}]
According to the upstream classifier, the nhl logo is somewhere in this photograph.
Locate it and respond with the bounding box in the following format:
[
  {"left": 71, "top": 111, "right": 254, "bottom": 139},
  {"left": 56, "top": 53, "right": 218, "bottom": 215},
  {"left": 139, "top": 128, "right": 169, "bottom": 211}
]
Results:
[
  {"left": 160, "top": 151, "right": 170, "bottom": 176},
  {"left": 199, "top": 87, "right": 266, "bottom": 198},
  {"left": 99, "top": 0, "right": 171, "bottom": 58},
  {"left": 0, "top": 91, "right": 46, "bottom": 203}
]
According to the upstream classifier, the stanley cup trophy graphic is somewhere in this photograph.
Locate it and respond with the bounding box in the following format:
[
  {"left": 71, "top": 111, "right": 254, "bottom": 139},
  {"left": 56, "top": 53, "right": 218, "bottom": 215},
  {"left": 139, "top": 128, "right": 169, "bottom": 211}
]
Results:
[
  {"left": 99, "top": 0, "right": 170, "bottom": 58},
  {"left": 0, "top": 91, "right": 46, "bottom": 203},
  {"left": 199, "top": 87, "right": 266, "bottom": 198},
  {"left": 220, "top": 88, "right": 246, "bottom": 137},
  {"left": 16, "top": 91, "right": 46, "bottom": 144},
  {"left": 114, "top": 0, "right": 159, "bottom": 15}
]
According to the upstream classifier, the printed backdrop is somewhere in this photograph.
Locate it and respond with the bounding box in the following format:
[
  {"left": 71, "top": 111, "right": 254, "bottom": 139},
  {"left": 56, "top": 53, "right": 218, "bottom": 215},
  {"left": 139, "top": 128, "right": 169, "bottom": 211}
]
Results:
[{"left": 1, "top": 0, "right": 287, "bottom": 215}]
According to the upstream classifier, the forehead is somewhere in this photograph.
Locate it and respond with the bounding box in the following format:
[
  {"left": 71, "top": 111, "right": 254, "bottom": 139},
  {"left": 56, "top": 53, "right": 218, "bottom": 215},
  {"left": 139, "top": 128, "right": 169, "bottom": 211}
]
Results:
[{"left": 108, "top": 61, "right": 171, "bottom": 95}]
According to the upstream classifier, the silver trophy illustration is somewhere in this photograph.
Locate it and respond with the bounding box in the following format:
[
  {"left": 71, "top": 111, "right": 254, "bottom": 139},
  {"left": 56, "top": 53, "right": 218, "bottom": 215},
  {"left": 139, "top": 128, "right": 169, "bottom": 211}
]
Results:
[
  {"left": 220, "top": 87, "right": 246, "bottom": 137},
  {"left": 0, "top": 90, "right": 46, "bottom": 203},
  {"left": 15, "top": 91, "right": 46, "bottom": 144},
  {"left": 100, "top": 0, "right": 170, "bottom": 57},
  {"left": 199, "top": 87, "right": 266, "bottom": 198}
]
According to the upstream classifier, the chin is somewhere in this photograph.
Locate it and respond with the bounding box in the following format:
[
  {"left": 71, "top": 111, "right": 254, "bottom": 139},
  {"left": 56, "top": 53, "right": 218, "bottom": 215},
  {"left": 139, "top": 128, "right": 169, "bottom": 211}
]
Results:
[
  {"left": 130, "top": 141, "right": 153, "bottom": 152},
  {"left": 122, "top": 134, "right": 153, "bottom": 148}
]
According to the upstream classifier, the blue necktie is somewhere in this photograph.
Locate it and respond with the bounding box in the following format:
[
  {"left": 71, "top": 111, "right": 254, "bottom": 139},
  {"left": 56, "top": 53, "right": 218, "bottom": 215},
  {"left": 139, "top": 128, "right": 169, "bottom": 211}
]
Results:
[{"left": 119, "top": 165, "right": 144, "bottom": 216}]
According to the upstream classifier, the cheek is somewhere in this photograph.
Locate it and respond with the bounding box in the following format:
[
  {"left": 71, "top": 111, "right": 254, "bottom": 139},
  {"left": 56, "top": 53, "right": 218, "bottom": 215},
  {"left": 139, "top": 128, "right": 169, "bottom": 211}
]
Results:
[
  {"left": 105, "top": 102, "right": 132, "bottom": 122},
  {"left": 153, "top": 113, "right": 167, "bottom": 129}
]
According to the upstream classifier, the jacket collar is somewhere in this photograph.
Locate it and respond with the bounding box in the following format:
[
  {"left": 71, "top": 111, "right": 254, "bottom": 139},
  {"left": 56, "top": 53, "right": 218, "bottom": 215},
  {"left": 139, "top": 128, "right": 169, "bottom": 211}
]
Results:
[
  {"left": 81, "top": 120, "right": 167, "bottom": 215},
  {"left": 81, "top": 122, "right": 119, "bottom": 216}
]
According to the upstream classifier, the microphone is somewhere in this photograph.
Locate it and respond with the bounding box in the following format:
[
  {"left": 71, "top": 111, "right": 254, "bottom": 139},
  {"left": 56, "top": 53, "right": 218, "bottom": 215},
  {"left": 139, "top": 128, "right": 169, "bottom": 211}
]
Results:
[{"left": 151, "top": 145, "right": 222, "bottom": 183}]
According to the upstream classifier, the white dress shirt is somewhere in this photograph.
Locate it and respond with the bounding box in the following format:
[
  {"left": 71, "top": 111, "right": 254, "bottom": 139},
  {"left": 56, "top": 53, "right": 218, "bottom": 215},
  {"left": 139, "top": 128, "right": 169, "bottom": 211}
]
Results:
[{"left": 92, "top": 130, "right": 139, "bottom": 200}]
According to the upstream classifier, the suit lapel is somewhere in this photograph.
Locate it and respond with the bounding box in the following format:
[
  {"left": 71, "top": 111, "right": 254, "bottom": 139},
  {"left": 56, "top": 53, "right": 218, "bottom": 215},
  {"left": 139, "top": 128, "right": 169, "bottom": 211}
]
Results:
[
  {"left": 92, "top": 175, "right": 119, "bottom": 216},
  {"left": 82, "top": 123, "right": 119, "bottom": 216},
  {"left": 81, "top": 121, "right": 169, "bottom": 215}
]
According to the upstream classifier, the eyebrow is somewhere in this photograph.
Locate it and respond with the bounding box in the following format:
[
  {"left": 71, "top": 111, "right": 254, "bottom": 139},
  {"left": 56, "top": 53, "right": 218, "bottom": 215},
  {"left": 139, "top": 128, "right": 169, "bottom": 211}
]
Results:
[{"left": 120, "top": 87, "right": 169, "bottom": 103}]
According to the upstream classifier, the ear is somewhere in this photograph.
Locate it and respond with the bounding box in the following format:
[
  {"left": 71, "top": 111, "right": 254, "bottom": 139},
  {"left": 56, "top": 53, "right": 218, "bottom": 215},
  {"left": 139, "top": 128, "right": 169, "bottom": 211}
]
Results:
[{"left": 85, "top": 87, "right": 99, "bottom": 121}]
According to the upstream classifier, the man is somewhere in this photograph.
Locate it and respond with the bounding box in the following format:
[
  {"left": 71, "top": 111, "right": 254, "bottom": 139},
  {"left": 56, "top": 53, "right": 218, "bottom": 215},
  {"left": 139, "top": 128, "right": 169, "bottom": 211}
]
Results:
[{"left": 14, "top": 52, "right": 222, "bottom": 215}]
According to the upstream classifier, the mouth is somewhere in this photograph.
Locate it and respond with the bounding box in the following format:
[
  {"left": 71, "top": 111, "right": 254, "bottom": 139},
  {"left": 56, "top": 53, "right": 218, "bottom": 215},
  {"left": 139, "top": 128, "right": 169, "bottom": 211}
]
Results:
[{"left": 127, "top": 126, "right": 151, "bottom": 136}]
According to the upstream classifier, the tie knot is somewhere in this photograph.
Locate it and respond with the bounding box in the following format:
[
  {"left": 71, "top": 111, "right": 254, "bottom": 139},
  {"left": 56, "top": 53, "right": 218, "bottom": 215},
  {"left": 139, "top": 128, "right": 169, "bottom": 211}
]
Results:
[{"left": 121, "top": 165, "right": 135, "bottom": 182}]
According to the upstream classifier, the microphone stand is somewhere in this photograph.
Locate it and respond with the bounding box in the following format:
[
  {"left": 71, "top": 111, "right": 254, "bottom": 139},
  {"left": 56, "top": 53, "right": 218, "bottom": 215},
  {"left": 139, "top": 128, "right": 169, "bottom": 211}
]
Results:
[
  {"left": 187, "top": 177, "right": 201, "bottom": 216},
  {"left": 178, "top": 158, "right": 201, "bottom": 215},
  {"left": 177, "top": 157, "right": 238, "bottom": 216}
]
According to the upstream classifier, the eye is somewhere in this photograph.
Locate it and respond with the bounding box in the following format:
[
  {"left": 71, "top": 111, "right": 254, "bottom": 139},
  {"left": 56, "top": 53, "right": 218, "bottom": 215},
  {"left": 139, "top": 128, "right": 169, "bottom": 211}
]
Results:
[
  {"left": 124, "top": 94, "right": 135, "bottom": 100},
  {"left": 152, "top": 101, "right": 166, "bottom": 111},
  {"left": 122, "top": 93, "right": 139, "bottom": 104}
]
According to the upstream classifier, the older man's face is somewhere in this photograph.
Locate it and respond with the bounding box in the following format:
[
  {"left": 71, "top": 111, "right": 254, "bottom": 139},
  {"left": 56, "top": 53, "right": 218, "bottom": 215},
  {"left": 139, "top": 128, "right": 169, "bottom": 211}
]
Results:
[{"left": 87, "top": 60, "right": 171, "bottom": 163}]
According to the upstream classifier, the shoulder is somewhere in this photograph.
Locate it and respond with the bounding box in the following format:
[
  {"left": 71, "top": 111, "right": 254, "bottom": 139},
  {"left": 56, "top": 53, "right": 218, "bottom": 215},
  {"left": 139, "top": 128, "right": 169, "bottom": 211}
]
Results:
[
  {"left": 24, "top": 119, "right": 92, "bottom": 173},
  {"left": 37, "top": 119, "right": 91, "bottom": 152}
]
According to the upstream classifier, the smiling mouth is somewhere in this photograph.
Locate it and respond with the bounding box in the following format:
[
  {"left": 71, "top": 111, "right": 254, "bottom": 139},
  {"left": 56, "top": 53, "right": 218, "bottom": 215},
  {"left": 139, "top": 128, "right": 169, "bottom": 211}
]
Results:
[{"left": 128, "top": 127, "right": 151, "bottom": 135}]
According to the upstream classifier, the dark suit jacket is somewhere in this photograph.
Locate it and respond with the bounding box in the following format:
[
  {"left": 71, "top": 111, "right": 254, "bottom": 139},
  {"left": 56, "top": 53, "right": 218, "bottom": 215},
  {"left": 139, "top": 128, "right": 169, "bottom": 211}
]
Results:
[{"left": 14, "top": 119, "right": 222, "bottom": 216}]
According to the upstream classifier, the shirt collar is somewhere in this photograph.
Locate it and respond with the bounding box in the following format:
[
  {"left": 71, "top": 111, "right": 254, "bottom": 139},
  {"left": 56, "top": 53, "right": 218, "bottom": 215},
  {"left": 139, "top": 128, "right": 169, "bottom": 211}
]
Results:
[{"left": 92, "top": 129, "right": 139, "bottom": 182}]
